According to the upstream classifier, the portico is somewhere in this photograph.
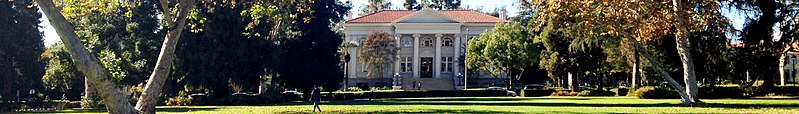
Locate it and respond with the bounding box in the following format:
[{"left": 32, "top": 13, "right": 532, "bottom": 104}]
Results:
[{"left": 344, "top": 8, "right": 506, "bottom": 90}]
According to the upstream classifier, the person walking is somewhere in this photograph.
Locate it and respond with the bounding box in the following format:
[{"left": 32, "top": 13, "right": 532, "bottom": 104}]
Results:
[
  {"left": 417, "top": 82, "right": 422, "bottom": 90},
  {"left": 311, "top": 86, "right": 322, "bottom": 112}
]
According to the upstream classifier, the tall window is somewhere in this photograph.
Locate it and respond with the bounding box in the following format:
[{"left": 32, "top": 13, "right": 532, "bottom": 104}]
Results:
[
  {"left": 423, "top": 37, "right": 433, "bottom": 46},
  {"left": 361, "top": 62, "right": 366, "bottom": 72},
  {"left": 441, "top": 57, "right": 453, "bottom": 72},
  {"left": 401, "top": 57, "right": 413, "bottom": 72},
  {"left": 442, "top": 37, "right": 452, "bottom": 46},
  {"left": 359, "top": 37, "right": 366, "bottom": 47}
]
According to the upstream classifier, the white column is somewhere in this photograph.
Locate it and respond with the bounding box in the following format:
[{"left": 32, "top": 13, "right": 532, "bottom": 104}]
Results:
[
  {"left": 434, "top": 34, "right": 442, "bottom": 78},
  {"left": 394, "top": 34, "right": 402, "bottom": 76},
  {"left": 413, "top": 34, "right": 421, "bottom": 78},
  {"left": 349, "top": 35, "right": 358, "bottom": 79},
  {"left": 454, "top": 34, "right": 461, "bottom": 76}
]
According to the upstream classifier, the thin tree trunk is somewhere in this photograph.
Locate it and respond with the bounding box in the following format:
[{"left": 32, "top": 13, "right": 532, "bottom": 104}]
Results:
[
  {"left": 625, "top": 36, "right": 692, "bottom": 104},
  {"left": 568, "top": 72, "right": 576, "bottom": 91},
  {"left": 632, "top": 47, "right": 640, "bottom": 88},
  {"left": 671, "top": 0, "right": 700, "bottom": 103},
  {"left": 83, "top": 77, "right": 97, "bottom": 108},
  {"left": 35, "top": 0, "right": 138, "bottom": 113},
  {"left": 135, "top": 0, "right": 196, "bottom": 113},
  {"left": 779, "top": 47, "right": 789, "bottom": 86}
]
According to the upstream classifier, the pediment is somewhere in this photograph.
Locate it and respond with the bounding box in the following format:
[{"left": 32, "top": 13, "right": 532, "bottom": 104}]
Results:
[{"left": 393, "top": 8, "right": 462, "bottom": 23}]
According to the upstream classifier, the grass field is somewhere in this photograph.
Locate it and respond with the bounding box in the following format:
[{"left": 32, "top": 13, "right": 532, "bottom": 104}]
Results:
[{"left": 38, "top": 97, "right": 799, "bottom": 113}]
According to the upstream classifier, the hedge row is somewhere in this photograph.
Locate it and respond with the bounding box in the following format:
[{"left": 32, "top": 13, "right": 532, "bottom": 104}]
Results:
[
  {"left": 321, "top": 90, "right": 513, "bottom": 100},
  {"left": 519, "top": 90, "right": 557, "bottom": 97},
  {"left": 630, "top": 86, "right": 799, "bottom": 99},
  {"left": 186, "top": 93, "right": 287, "bottom": 106},
  {"left": 549, "top": 89, "right": 616, "bottom": 96},
  {"left": 0, "top": 100, "right": 80, "bottom": 112}
]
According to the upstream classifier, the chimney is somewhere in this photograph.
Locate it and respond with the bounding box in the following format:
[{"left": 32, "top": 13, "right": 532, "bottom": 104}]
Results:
[
  {"left": 499, "top": 11, "right": 507, "bottom": 20},
  {"left": 347, "top": 11, "right": 353, "bottom": 20}
]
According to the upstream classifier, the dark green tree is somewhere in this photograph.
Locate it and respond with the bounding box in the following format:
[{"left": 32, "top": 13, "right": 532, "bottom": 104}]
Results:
[
  {"left": 728, "top": 0, "right": 799, "bottom": 87},
  {"left": 467, "top": 22, "right": 541, "bottom": 89},
  {"left": 359, "top": 0, "right": 392, "bottom": 16},
  {"left": 279, "top": 0, "right": 350, "bottom": 93},
  {"left": 173, "top": 1, "right": 272, "bottom": 99},
  {"left": 0, "top": 0, "right": 46, "bottom": 101},
  {"left": 403, "top": 0, "right": 421, "bottom": 10},
  {"left": 424, "top": 0, "right": 461, "bottom": 10},
  {"left": 42, "top": 43, "right": 85, "bottom": 100}
]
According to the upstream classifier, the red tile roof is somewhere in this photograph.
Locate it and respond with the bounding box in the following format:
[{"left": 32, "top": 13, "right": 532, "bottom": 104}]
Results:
[{"left": 347, "top": 10, "right": 507, "bottom": 23}]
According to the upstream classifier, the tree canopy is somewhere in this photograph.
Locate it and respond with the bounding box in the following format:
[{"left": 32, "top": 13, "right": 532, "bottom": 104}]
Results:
[{"left": 467, "top": 22, "right": 541, "bottom": 88}]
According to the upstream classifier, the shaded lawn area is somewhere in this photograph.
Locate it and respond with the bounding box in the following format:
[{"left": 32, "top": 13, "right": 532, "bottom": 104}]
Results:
[{"left": 35, "top": 97, "right": 799, "bottom": 113}]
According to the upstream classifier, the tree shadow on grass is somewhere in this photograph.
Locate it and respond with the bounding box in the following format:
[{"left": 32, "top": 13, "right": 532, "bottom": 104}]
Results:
[
  {"left": 278, "top": 109, "right": 524, "bottom": 114},
  {"left": 275, "top": 100, "right": 799, "bottom": 110},
  {"left": 383, "top": 97, "right": 533, "bottom": 101},
  {"left": 28, "top": 107, "right": 218, "bottom": 113}
]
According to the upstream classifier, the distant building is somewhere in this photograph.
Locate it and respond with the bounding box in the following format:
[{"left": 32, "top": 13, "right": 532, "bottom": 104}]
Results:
[{"left": 343, "top": 8, "right": 507, "bottom": 90}]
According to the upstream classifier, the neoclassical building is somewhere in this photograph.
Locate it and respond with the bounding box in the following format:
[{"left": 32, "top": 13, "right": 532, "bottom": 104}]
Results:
[{"left": 344, "top": 8, "right": 507, "bottom": 90}]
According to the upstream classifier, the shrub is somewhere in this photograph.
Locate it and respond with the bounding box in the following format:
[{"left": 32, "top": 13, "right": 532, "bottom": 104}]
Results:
[
  {"left": 370, "top": 86, "right": 393, "bottom": 91},
  {"left": 219, "top": 93, "right": 286, "bottom": 105},
  {"left": 322, "top": 92, "right": 364, "bottom": 101},
  {"left": 612, "top": 88, "right": 629, "bottom": 96},
  {"left": 632, "top": 87, "right": 679, "bottom": 99},
  {"left": 699, "top": 87, "right": 745, "bottom": 99},
  {"left": 550, "top": 91, "right": 579, "bottom": 96},
  {"left": 520, "top": 89, "right": 556, "bottom": 97},
  {"left": 165, "top": 96, "right": 192, "bottom": 106},
  {"left": 743, "top": 86, "right": 799, "bottom": 97},
  {"left": 577, "top": 89, "right": 615, "bottom": 96},
  {"left": 362, "top": 90, "right": 510, "bottom": 98},
  {"left": 282, "top": 92, "right": 302, "bottom": 101},
  {"left": 80, "top": 94, "right": 101, "bottom": 108},
  {"left": 320, "top": 90, "right": 512, "bottom": 100},
  {"left": 346, "top": 87, "right": 363, "bottom": 92}
]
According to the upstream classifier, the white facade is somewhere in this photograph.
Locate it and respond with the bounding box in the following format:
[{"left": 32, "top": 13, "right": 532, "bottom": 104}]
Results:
[{"left": 344, "top": 9, "right": 505, "bottom": 90}]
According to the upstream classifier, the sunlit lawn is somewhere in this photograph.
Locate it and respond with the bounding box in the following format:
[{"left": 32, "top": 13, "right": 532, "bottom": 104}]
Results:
[{"left": 38, "top": 97, "right": 799, "bottom": 113}]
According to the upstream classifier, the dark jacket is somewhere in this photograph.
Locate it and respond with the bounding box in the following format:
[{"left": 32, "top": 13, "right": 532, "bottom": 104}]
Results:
[{"left": 311, "top": 88, "right": 321, "bottom": 102}]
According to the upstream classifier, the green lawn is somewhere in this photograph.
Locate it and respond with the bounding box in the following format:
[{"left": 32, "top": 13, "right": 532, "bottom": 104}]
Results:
[{"left": 37, "top": 97, "right": 799, "bottom": 113}]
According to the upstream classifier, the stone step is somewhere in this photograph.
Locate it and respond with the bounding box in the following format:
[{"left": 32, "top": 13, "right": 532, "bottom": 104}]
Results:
[{"left": 401, "top": 78, "right": 454, "bottom": 90}]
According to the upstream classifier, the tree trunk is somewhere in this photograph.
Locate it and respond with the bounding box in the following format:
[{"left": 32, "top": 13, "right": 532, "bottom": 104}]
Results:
[
  {"left": 671, "top": 0, "right": 700, "bottom": 103},
  {"left": 624, "top": 35, "right": 692, "bottom": 104},
  {"left": 259, "top": 74, "right": 270, "bottom": 94},
  {"left": 82, "top": 77, "right": 98, "bottom": 108},
  {"left": 135, "top": 0, "right": 195, "bottom": 113},
  {"left": 35, "top": 0, "right": 138, "bottom": 113},
  {"left": 779, "top": 47, "right": 789, "bottom": 86},
  {"left": 632, "top": 48, "right": 640, "bottom": 88},
  {"left": 568, "top": 72, "right": 577, "bottom": 91}
]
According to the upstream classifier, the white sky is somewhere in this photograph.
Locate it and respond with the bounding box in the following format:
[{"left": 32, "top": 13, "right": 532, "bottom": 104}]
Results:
[{"left": 39, "top": 0, "right": 752, "bottom": 47}]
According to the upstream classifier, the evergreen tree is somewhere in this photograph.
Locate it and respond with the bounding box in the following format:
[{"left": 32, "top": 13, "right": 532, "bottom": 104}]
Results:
[
  {"left": 404, "top": 0, "right": 421, "bottom": 10},
  {"left": 0, "top": 0, "right": 46, "bottom": 101},
  {"left": 359, "top": 0, "right": 392, "bottom": 16},
  {"left": 280, "top": 0, "right": 350, "bottom": 93}
]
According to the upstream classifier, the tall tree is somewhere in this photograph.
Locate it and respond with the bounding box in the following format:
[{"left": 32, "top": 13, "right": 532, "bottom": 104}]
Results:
[
  {"left": 359, "top": 0, "right": 392, "bottom": 16},
  {"left": 173, "top": 1, "right": 273, "bottom": 99},
  {"left": 279, "top": 0, "right": 350, "bottom": 93},
  {"left": 467, "top": 22, "right": 541, "bottom": 89},
  {"left": 728, "top": 0, "right": 799, "bottom": 87},
  {"left": 36, "top": 0, "right": 196, "bottom": 113},
  {"left": 523, "top": 0, "right": 728, "bottom": 104},
  {"left": 358, "top": 31, "right": 399, "bottom": 78},
  {"left": 0, "top": 0, "right": 46, "bottom": 102},
  {"left": 404, "top": 0, "right": 421, "bottom": 10},
  {"left": 424, "top": 0, "right": 461, "bottom": 10},
  {"left": 42, "top": 43, "right": 85, "bottom": 101},
  {"left": 133, "top": 0, "right": 196, "bottom": 112}
]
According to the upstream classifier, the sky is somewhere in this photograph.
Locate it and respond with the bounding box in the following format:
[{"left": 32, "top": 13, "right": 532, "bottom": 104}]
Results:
[{"left": 39, "top": 0, "right": 751, "bottom": 47}]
